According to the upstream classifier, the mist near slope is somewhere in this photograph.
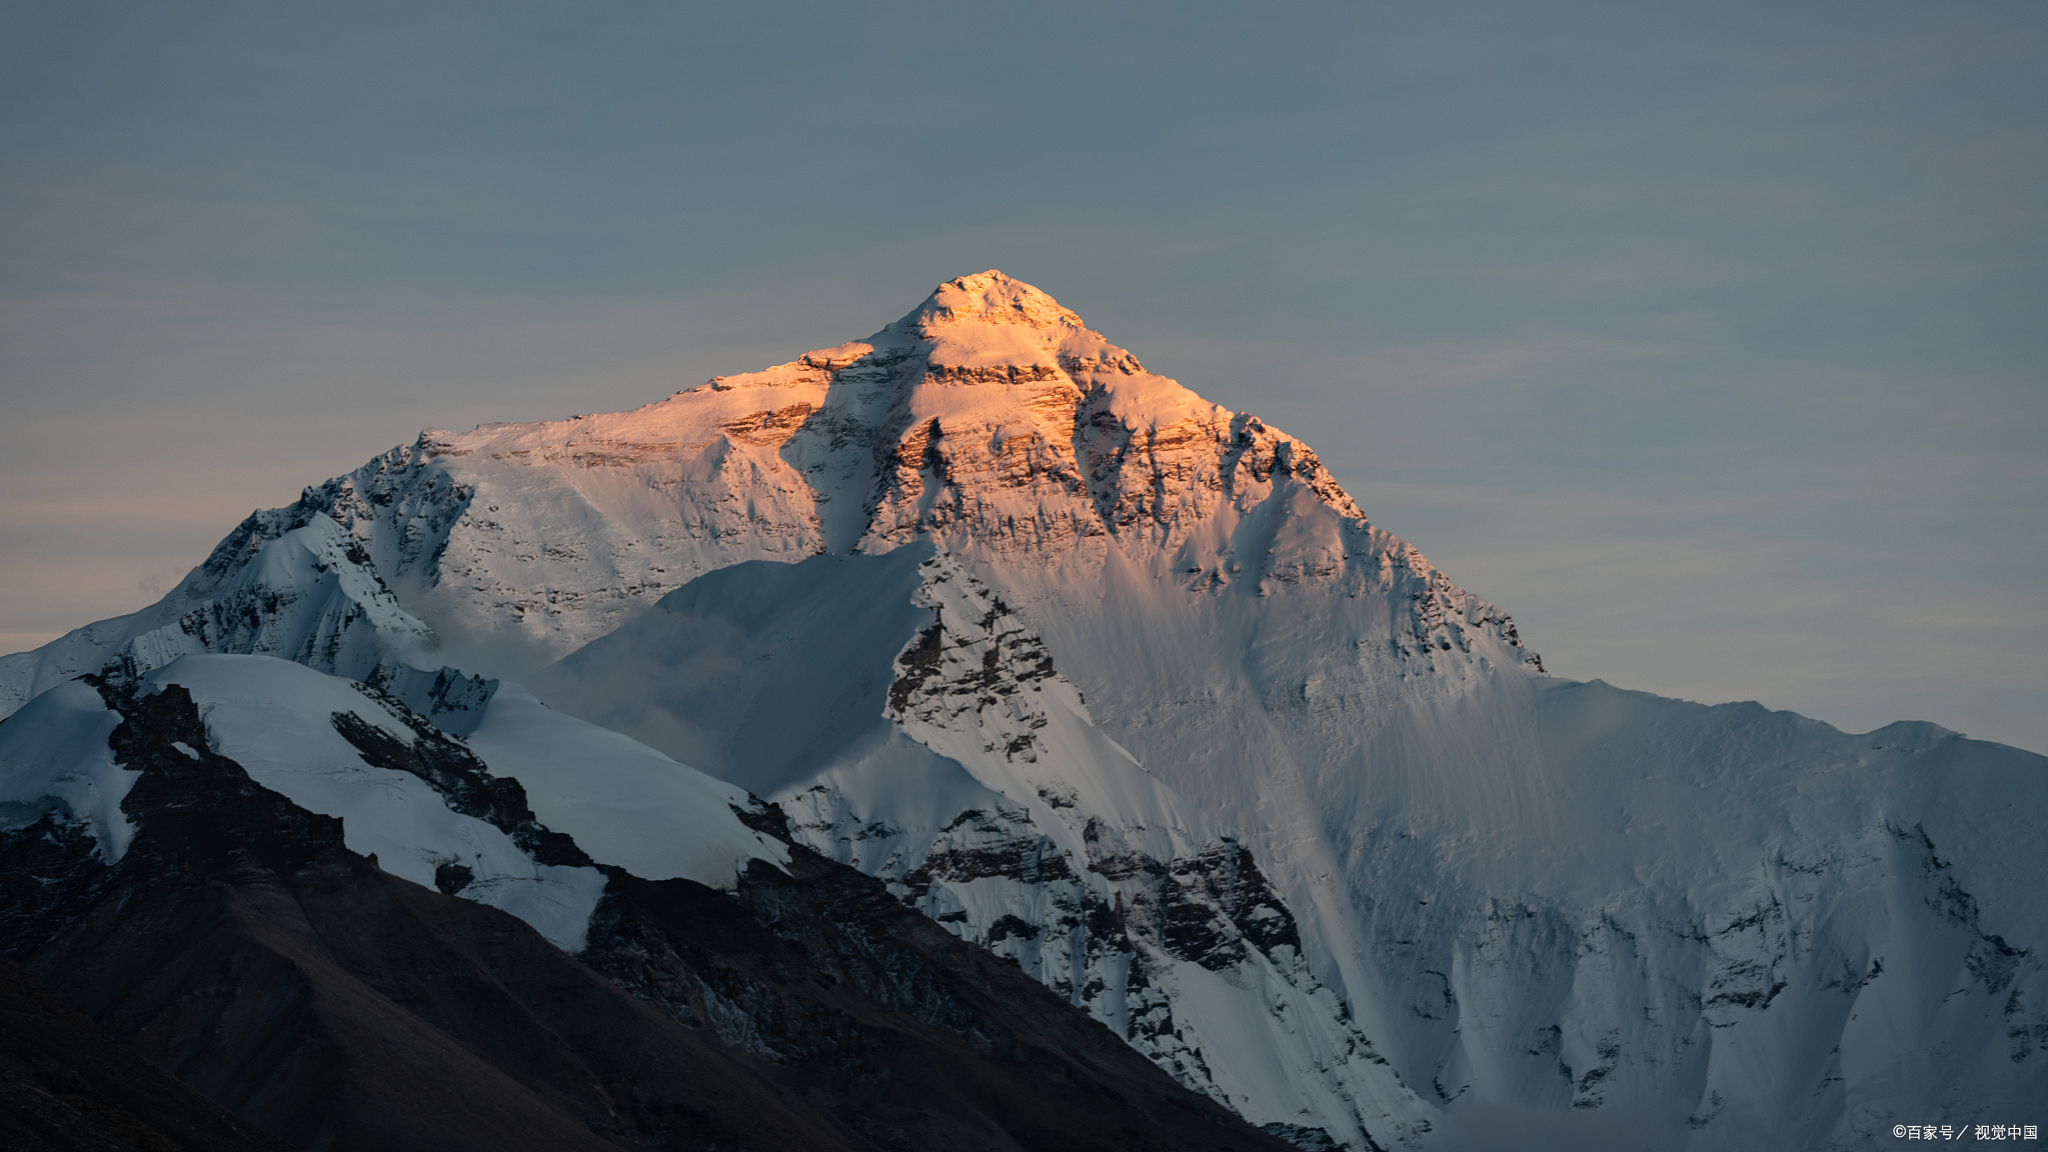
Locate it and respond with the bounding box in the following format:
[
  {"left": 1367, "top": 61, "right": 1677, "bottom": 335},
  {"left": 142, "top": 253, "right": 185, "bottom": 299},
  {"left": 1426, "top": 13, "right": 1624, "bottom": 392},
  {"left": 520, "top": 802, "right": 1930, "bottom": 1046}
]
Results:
[
  {"left": 525, "top": 547, "right": 936, "bottom": 794},
  {"left": 521, "top": 611, "right": 747, "bottom": 773}
]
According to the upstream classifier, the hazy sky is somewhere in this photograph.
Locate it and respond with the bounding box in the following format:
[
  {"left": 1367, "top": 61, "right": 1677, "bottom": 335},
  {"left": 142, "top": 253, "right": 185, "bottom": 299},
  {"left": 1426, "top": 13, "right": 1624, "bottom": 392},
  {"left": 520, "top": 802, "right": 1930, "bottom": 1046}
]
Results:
[{"left": 4, "top": 1, "right": 2043, "bottom": 752}]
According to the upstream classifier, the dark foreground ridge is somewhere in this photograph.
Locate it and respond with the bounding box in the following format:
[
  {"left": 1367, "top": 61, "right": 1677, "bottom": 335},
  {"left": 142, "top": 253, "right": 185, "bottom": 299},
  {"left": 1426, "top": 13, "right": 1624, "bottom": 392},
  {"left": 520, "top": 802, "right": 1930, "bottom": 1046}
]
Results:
[
  {"left": 0, "top": 953, "right": 293, "bottom": 1152},
  {"left": 0, "top": 678, "right": 1293, "bottom": 1152}
]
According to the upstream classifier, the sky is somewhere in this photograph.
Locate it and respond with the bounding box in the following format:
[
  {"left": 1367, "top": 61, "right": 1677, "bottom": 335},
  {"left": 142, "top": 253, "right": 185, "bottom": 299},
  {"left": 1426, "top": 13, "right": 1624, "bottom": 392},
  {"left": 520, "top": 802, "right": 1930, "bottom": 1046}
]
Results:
[{"left": 2, "top": 0, "right": 2043, "bottom": 752}]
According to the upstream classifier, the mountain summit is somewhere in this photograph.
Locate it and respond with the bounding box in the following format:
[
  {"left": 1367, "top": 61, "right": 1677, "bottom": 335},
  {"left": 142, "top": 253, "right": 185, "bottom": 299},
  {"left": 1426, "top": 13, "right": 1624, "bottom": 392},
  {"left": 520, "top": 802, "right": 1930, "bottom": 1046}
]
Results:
[
  {"left": 5, "top": 273, "right": 2044, "bottom": 1150},
  {"left": 1, "top": 270, "right": 1525, "bottom": 691}
]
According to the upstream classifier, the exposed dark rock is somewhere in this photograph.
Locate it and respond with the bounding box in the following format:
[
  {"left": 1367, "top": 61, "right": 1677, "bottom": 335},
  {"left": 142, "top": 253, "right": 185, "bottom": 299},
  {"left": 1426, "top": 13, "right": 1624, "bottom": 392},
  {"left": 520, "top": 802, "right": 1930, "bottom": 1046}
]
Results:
[
  {"left": 899, "top": 833, "right": 1076, "bottom": 901},
  {"left": 0, "top": 814, "right": 116, "bottom": 962},
  {"left": 328, "top": 689, "right": 592, "bottom": 867},
  {"left": 886, "top": 621, "right": 947, "bottom": 716},
  {"left": 433, "top": 860, "right": 474, "bottom": 895},
  {"left": 1259, "top": 1122, "right": 1347, "bottom": 1152},
  {"left": 1159, "top": 840, "right": 1303, "bottom": 972}
]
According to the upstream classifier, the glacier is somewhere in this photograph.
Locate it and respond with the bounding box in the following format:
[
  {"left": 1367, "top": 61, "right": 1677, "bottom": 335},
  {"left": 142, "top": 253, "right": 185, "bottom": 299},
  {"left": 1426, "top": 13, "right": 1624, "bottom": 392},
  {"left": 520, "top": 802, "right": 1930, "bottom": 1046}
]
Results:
[{"left": 3, "top": 270, "right": 2043, "bottom": 1149}]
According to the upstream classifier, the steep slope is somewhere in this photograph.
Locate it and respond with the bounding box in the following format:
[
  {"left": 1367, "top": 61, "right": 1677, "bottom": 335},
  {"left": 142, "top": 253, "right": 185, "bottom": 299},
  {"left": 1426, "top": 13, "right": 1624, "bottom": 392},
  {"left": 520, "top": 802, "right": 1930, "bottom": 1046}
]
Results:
[
  {"left": 0, "top": 660, "right": 1295, "bottom": 1152},
  {"left": 531, "top": 546, "right": 1433, "bottom": 1149},
  {"left": 0, "top": 954, "right": 293, "bottom": 1152},
  {"left": 4, "top": 270, "right": 2044, "bottom": 1149}
]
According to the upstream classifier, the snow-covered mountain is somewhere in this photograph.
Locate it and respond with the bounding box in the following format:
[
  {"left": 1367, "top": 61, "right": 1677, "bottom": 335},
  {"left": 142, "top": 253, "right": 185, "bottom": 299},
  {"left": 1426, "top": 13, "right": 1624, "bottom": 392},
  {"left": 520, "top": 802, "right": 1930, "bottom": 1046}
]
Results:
[
  {"left": 4, "top": 271, "right": 2043, "bottom": 1150},
  {"left": 528, "top": 547, "right": 1431, "bottom": 1146}
]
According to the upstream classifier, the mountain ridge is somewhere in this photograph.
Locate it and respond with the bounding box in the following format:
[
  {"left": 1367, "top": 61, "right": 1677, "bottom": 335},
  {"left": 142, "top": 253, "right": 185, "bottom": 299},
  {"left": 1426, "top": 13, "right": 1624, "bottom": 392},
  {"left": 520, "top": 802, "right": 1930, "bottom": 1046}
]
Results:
[{"left": 5, "top": 270, "right": 2044, "bottom": 1150}]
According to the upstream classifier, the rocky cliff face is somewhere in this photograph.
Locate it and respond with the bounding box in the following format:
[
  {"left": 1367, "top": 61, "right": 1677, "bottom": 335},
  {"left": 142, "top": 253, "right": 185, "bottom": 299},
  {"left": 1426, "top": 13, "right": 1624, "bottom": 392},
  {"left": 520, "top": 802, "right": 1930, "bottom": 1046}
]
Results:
[
  {"left": 794, "top": 554, "right": 1429, "bottom": 1147},
  {"left": 0, "top": 514, "right": 445, "bottom": 718}
]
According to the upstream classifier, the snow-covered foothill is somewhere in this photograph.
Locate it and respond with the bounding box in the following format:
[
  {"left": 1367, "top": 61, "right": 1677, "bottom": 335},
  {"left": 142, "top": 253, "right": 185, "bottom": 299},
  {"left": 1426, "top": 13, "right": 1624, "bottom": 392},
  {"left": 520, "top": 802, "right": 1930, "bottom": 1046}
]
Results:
[
  {"left": 142, "top": 654, "right": 609, "bottom": 951},
  {"left": 40, "top": 653, "right": 793, "bottom": 952},
  {"left": 0, "top": 680, "right": 136, "bottom": 861},
  {"left": 463, "top": 680, "right": 790, "bottom": 886}
]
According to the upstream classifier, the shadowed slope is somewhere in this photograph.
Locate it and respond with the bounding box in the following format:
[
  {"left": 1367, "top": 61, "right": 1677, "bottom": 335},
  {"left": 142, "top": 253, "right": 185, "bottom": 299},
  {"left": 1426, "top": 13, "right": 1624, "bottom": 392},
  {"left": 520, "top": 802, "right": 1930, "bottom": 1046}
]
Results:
[{"left": 0, "top": 954, "right": 294, "bottom": 1152}]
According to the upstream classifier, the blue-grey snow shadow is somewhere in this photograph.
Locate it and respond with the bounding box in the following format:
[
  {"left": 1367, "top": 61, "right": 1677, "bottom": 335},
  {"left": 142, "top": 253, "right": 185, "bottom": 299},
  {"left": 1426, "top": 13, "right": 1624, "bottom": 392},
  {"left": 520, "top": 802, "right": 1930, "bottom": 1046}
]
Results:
[
  {"left": 1430, "top": 1097, "right": 1786, "bottom": 1152},
  {"left": 525, "top": 543, "right": 942, "bottom": 797}
]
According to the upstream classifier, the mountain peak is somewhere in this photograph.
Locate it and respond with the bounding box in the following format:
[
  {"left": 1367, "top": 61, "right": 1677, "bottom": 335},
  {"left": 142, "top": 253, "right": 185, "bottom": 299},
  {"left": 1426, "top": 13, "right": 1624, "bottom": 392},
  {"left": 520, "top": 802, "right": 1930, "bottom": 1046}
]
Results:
[
  {"left": 867, "top": 270, "right": 1127, "bottom": 372},
  {"left": 906, "top": 270, "right": 1080, "bottom": 333},
  {"left": 0, "top": 272, "right": 1525, "bottom": 679}
]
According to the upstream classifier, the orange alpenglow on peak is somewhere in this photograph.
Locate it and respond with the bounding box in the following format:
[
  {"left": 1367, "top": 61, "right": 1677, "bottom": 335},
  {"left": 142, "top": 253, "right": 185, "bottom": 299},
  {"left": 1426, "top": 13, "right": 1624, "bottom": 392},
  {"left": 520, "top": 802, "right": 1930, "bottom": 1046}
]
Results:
[{"left": 752, "top": 271, "right": 1136, "bottom": 378}]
